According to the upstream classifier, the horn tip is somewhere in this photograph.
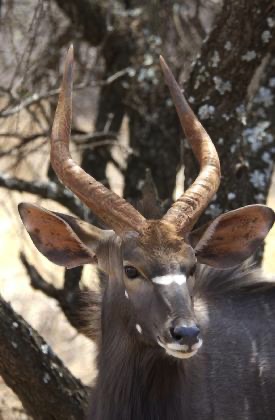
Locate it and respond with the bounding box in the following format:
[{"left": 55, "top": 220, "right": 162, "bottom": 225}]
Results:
[
  {"left": 159, "top": 55, "right": 177, "bottom": 92},
  {"left": 159, "top": 55, "right": 169, "bottom": 75},
  {"left": 65, "top": 45, "right": 74, "bottom": 69},
  {"left": 63, "top": 45, "right": 74, "bottom": 88},
  {"left": 159, "top": 56, "right": 190, "bottom": 115},
  {"left": 68, "top": 44, "right": 74, "bottom": 60}
]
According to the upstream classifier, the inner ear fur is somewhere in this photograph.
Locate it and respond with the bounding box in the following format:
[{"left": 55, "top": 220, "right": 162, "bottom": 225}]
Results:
[
  {"left": 189, "top": 205, "right": 275, "bottom": 268},
  {"left": 18, "top": 202, "right": 112, "bottom": 268}
]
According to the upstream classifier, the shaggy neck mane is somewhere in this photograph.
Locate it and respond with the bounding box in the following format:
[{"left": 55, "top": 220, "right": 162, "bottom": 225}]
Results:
[
  {"left": 89, "top": 297, "right": 191, "bottom": 420},
  {"left": 194, "top": 263, "right": 275, "bottom": 297},
  {"left": 87, "top": 263, "right": 275, "bottom": 420}
]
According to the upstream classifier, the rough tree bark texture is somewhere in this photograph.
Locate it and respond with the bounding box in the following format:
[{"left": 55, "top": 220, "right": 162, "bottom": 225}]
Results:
[
  {"left": 0, "top": 175, "right": 86, "bottom": 219},
  {"left": 0, "top": 295, "right": 89, "bottom": 420},
  {"left": 184, "top": 0, "right": 275, "bottom": 224},
  {"left": 123, "top": 1, "right": 182, "bottom": 200}
]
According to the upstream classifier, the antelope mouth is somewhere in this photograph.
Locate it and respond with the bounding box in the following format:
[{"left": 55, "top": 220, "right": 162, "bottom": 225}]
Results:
[{"left": 157, "top": 338, "right": 202, "bottom": 359}]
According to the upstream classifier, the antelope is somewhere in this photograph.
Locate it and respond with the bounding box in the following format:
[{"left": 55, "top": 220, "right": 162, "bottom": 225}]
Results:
[{"left": 19, "top": 47, "right": 275, "bottom": 420}]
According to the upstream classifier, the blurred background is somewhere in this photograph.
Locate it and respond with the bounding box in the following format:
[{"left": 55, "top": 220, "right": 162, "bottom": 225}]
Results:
[{"left": 0, "top": 0, "right": 274, "bottom": 418}]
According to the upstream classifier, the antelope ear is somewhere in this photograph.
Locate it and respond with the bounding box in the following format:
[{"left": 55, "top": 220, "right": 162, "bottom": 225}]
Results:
[
  {"left": 191, "top": 205, "right": 275, "bottom": 268},
  {"left": 18, "top": 203, "right": 112, "bottom": 268}
]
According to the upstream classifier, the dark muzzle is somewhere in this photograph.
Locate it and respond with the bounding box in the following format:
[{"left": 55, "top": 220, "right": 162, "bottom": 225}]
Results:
[{"left": 170, "top": 325, "right": 200, "bottom": 346}]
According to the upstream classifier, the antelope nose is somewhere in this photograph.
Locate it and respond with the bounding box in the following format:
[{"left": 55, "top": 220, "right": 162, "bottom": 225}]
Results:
[{"left": 170, "top": 325, "right": 200, "bottom": 346}]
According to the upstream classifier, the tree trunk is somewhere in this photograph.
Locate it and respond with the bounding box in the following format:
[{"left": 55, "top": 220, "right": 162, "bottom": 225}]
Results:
[
  {"left": 184, "top": 0, "right": 275, "bottom": 225},
  {"left": 0, "top": 296, "right": 89, "bottom": 420}
]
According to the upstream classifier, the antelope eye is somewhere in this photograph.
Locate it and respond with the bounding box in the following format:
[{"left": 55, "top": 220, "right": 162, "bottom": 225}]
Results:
[
  {"left": 124, "top": 265, "right": 139, "bottom": 279},
  {"left": 189, "top": 265, "right": 196, "bottom": 277}
]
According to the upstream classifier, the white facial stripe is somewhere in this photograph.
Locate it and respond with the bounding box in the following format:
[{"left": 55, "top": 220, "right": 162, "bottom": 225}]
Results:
[
  {"left": 125, "top": 290, "right": 129, "bottom": 299},
  {"left": 136, "top": 324, "right": 142, "bottom": 334},
  {"left": 152, "top": 274, "right": 186, "bottom": 286}
]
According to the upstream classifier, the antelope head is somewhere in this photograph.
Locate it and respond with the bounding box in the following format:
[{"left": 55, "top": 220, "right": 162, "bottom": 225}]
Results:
[{"left": 19, "top": 47, "right": 274, "bottom": 359}]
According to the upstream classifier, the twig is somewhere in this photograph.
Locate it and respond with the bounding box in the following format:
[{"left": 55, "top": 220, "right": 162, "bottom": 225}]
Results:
[
  {"left": 20, "top": 252, "right": 60, "bottom": 299},
  {"left": 72, "top": 131, "right": 118, "bottom": 143},
  {"left": 0, "top": 132, "right": 47, "bottom": 158},
  {"left": 0, "top": 130, "right": 118, "bottom": 158},
  {"left": 20, "top": 252, "right": 92, "bottom": 338},
  {"left": 0, "top": 173, "right": 89, "bottom": 219},
  {"left": 0, "top": 68, "right": 130, "bottom": 118}
]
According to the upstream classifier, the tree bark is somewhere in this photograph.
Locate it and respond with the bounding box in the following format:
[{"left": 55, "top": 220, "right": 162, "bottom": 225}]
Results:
[
  {"left": 0, "top": 295, "right": 89, "bottom": 419},
  {"left": 0, "top": 174, "right": 87, "bottom": 219},
  {"left": 81, "top": 28, "right": 134, "bottom": 185},
  {"left": 122, "top": 2, "right": 181, "bottom": 200},
  {"left": 19, "top": 252, "right": 102, "bottom": 343},
  {"left": 54, "top": 0, "right": 107, "bottom": 46},
  {"left": 184, "top": 0, "right": 275, "bottom": 224}
]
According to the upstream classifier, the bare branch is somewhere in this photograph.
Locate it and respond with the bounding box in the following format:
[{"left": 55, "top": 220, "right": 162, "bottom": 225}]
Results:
[
  {"left": 20, "top": 252, "right": 95, "bottom": 339},
  {"left": 0, "top": 132, "right": 47, "bottom": 158},
  {"left": 0, "top": 294, "right": 89, "bottom": 419},
  {"left": 0, "top": 69, "right": 130, "bottom": 118},
  {"left": 73, "top": 131, "right": 118, "bottom": 143},
  {"left": 0, "top": 174, "right": 88, "bottom": 219},
  {"left": 184, "top": 0, "right": 275, "bottom": 225},
  {"left": 0, "top": 130, "right": 120, "bottom": 158},
  {"left": 20, "top": 252, "right": 60, "bottom": 300}
]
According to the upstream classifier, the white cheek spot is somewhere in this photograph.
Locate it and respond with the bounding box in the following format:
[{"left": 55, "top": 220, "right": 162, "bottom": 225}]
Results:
[
  {"left": 136, "top": 324, "right": 142, "bottom": 334},
  {"left": 192, "top": 338, "right": 203, "bottom": 351},
  {"left": 152, "top": 274, "right": 186, "bottom": 286},
  {"left": 125, "top": 290, "right": 129, "bottom": 299}
]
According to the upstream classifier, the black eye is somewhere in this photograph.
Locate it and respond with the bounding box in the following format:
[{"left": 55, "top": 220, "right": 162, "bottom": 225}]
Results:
[
  {"left": 189, "top": 265, "right": 196, "bottom": 277},
  {"left": 124, "top": 265, "right": 139, "bottom": 279}
]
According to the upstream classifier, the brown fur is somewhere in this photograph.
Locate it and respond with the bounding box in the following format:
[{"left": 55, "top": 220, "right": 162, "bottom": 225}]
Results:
[
  {"left": 86, "top": 262, "right": 275, "bottom": 420},
  {"left": 83, "top": 262, "right": 275, "bottom": 346}
]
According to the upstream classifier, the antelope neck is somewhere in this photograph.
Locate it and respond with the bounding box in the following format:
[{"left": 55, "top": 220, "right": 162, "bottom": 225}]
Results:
[
  {"left": 89, "top": 311, "right": 191, "bottom": 420},
  {"left": 91, "top": 337, "right": 188, "bottom": 419}
]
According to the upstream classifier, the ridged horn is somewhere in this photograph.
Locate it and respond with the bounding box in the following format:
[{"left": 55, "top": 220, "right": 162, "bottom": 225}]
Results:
[
  {"left": 159, "top": 56, "right": 221, "bottom": 233},
  {"left": 51, "top": 46, "right": 146, "bottom": 234}
]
